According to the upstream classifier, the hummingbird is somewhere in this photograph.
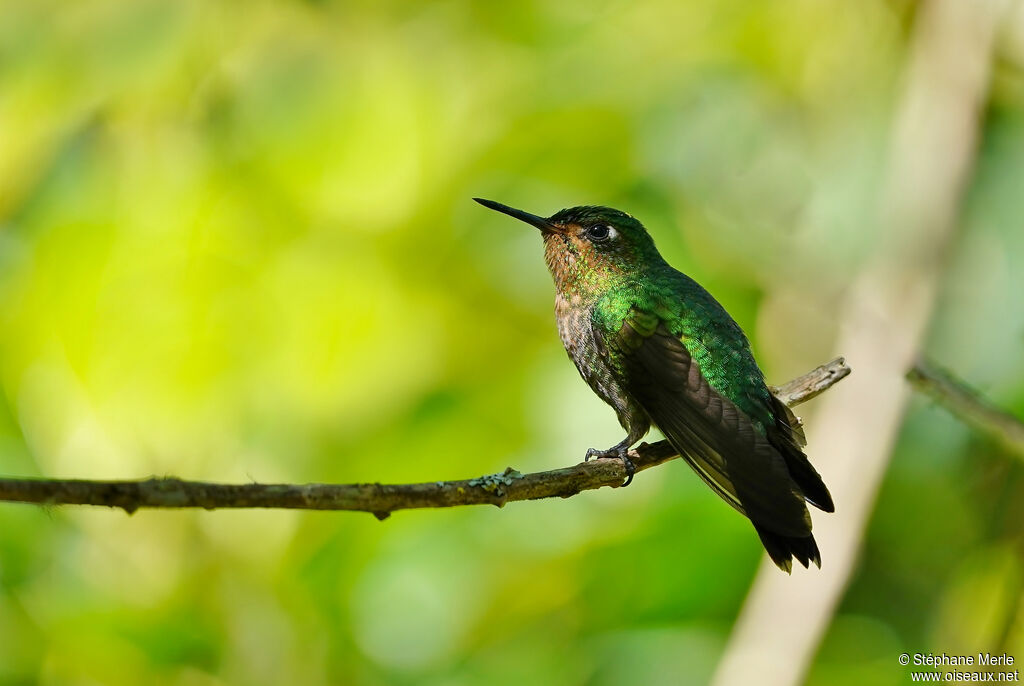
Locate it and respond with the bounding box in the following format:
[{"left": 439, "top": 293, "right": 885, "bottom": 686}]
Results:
[{"left": 474, "top": 198, "right": 834, "bottom": 572}]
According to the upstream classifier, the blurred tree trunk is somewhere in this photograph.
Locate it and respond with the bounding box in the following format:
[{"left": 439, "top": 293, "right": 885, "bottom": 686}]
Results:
[{"left": 711, "top": 1, "right": 1013, "bottom": 685}]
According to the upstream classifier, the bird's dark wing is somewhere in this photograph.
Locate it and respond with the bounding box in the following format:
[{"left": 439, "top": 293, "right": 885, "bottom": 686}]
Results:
[
  {"left": 596, "top": 308, "right": 819, "bottom": 569},
  {"left": 765, "top": 394, "right": 834, "bottom": 513}
]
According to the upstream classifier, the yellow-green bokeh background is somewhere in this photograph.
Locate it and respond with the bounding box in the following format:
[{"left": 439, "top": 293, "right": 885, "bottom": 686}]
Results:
[{"left": 2, "top": 1, "right": 1023, "bottom": 684}]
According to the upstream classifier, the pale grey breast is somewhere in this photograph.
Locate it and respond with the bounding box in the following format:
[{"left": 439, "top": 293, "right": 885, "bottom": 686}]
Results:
[{"left": 554, "top": 294, "right": 647, "bottom": 434}]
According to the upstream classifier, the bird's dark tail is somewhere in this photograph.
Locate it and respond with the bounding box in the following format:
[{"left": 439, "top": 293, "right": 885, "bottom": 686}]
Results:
[{"left": 754, "top": 523, "right": 822, "bottom": 573}]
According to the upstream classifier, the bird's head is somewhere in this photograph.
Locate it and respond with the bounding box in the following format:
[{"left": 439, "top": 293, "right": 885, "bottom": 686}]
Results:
[{"left": 474, "top": 198, "right": 663, "bottom": 297}]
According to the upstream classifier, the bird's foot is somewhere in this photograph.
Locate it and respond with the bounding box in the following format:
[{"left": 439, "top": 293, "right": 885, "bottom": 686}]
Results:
[{"left": 585, "top": 443, "right": 636, "bottom": 487}]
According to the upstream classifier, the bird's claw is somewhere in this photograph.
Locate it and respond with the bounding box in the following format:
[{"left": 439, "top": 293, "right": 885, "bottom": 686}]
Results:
[{"left": 584, "top": 444, "right": 636, "bottom": 487}]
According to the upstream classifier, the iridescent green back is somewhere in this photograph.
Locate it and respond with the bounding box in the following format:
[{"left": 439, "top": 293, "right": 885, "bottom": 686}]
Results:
[{"left": 593, "top": 270, "right": 776, "bottom": 434}]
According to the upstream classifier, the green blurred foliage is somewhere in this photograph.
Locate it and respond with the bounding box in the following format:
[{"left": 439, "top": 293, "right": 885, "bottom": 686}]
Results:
[{"left": 0, "top": 0, "right": 1022, "bottom": 684}]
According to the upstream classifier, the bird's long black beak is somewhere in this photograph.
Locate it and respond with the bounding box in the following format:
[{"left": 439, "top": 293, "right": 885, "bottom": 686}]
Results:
[{"left": 473, "top": 198, "right": 558, "bottom": 234}]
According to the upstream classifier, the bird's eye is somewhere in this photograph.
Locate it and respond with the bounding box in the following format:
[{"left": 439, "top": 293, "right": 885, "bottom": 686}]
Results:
[{"left": 586, "top": 224, "right": 612, "bottom": 241}]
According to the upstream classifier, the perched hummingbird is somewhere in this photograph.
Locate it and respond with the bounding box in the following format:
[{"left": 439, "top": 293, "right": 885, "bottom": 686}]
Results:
[{"left": 474, "top": 198, "right": 834, "bottom": 572}]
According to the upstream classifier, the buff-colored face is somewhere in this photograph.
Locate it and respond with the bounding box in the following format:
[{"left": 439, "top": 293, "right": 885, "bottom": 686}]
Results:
[
  {"left": 540, "top": 212, "right": 660, "bottom": 297},
  {"left": 542, "top": 220, "right": 631, "bottom": 295}
]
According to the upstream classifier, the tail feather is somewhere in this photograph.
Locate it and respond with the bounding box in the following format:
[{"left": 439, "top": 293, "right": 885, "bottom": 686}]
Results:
[
  {"left": 754, "top": 523, "right": 822, "bottom": 573},
  {"left": 782, "top": 456, "right": 834, "bottom": 513}
]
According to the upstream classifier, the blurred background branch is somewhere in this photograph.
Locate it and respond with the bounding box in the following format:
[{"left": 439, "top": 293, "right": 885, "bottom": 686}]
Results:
[
  {"left": 0, "top": 359, "right": 849, "bottom": 514},
  {"left": 908, "top": 360, "right": 1024, "bottom": 459},
  {"left": 712, "top": 1, "right": 1014, "bottom": 685}
]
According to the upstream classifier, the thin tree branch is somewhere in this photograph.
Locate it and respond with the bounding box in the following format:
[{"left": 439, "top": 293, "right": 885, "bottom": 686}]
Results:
[
  {"left": 908, "top": 359, "right": 1024, "bottom": 458},
  {"left": 0, "top": 358, "right": 849, "bottom": 516}
]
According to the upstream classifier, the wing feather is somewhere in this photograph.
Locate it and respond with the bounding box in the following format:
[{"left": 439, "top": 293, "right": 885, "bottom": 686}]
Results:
[{"left": 600, "top": 313, "right": 813, "bottom": 540}]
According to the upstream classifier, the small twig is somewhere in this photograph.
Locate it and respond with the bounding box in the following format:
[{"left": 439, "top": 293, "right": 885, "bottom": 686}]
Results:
[
  {"left": 0, "top": 357, "right": 850, "bottom": 515},
  {"left": 908, "top": 359, "right": 1024, "bottom": 458},
  {"left": 769, "top": 356, "right": 851, "bottom": 406}
]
